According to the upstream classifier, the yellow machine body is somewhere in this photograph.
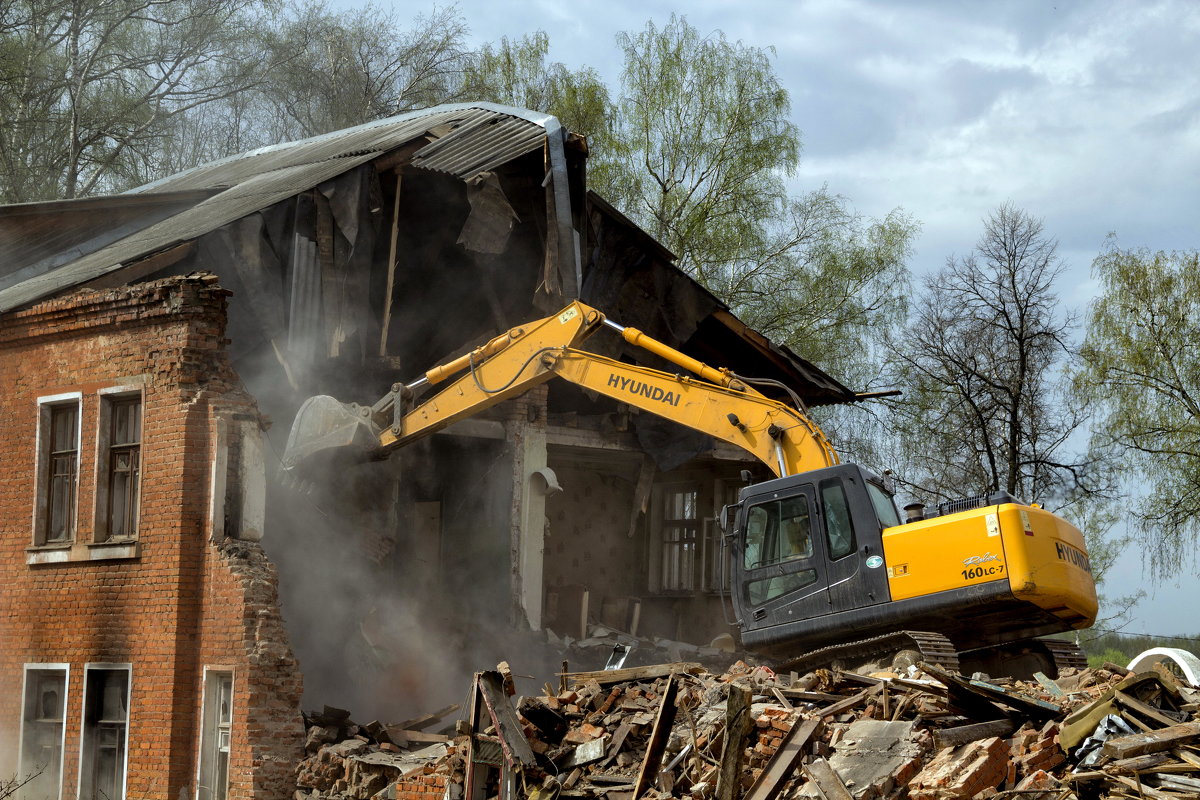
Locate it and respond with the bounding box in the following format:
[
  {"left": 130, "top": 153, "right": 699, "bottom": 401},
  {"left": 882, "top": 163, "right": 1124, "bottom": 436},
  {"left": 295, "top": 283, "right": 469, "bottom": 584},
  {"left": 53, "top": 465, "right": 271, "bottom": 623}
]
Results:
[{"left": 883, "top": 503, "right": 1097, "bottom": 628}]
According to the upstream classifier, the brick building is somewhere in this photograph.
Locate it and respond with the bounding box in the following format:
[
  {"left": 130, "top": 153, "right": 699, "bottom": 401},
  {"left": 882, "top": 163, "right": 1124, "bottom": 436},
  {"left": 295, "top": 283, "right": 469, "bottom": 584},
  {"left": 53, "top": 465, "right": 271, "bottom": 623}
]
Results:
[
  {"left": 0, "top": 277, "right": 302, "bottom": 799},
  {"left": 0, "top": 104, "right": 855, "bottom": 798}
]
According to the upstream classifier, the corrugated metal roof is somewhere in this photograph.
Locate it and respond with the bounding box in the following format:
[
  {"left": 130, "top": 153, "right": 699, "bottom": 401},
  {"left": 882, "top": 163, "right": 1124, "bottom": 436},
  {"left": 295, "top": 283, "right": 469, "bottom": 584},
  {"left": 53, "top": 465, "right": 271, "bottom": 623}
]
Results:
[
  {"left": 0, "top": 103, "right": 557, "bottom": 314},
  {"left": 411, "top": 114, "right": 548, "bottom": 178},
  {"left": 0, "top": 189, "right": 220, "bottom": 291}
]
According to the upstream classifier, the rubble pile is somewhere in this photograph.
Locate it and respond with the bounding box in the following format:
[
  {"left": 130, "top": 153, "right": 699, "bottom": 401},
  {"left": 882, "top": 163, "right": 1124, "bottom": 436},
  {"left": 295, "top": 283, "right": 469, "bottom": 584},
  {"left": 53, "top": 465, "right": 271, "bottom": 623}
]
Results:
[{"left": 295, "top": 657, "right": 1200, "bottom": 800}]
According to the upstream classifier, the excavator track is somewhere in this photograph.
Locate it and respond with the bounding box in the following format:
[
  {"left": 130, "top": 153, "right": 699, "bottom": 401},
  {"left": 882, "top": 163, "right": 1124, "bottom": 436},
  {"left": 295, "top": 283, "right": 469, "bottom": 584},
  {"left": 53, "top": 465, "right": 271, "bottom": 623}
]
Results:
[
  {"left": 772, "top": 630, "right": 960, "bottom": 676},
  {"left": 957, "top": 637, "right": 1090, "bottom": 680},
  {"left": 1042, "top": 639, "right": 1088, "bottom": 672}
]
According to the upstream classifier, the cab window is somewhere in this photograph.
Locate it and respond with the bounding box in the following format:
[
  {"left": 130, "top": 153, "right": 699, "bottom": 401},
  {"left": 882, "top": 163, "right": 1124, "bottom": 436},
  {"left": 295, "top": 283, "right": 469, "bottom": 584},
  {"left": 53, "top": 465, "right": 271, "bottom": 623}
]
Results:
[
  {"left": 867, "top": 482, "right": 902, "bottom": 528},
  {"left": 819, "top": 480, "right": 856, "bottom": 559},
  {"left": 743, "top": 495, "right": 813, "bottom": 569},
  {"left": 743, "top": 494, "right": 817, "bottom": 605}
]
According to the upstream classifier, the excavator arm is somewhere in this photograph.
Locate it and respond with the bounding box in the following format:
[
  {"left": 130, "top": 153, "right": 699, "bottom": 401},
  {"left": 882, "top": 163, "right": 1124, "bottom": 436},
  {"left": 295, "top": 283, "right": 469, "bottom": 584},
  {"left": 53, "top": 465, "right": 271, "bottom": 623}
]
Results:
[{"left": 283, "top": 301, "right": 838, "bottom": 478}]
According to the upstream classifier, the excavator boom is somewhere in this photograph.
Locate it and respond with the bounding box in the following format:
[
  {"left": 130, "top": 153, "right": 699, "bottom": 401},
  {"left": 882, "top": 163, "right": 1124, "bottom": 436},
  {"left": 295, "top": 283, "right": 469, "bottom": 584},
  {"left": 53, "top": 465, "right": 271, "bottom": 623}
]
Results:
[{"left": 283, "top": 301, "right": 838, "bottom": 478}]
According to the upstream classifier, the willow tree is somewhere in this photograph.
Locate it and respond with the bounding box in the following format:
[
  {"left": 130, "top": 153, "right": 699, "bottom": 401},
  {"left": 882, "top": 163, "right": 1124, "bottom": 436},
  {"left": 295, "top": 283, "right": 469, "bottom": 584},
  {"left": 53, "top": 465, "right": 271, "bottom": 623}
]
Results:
[{"left": 1076, "top": 240, "right": 1200, "bottom": 577}]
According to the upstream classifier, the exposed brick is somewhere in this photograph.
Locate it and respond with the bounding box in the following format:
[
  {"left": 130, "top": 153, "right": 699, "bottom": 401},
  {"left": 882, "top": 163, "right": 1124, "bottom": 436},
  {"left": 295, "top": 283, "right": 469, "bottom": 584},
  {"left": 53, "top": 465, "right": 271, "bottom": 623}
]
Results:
[
  {"left": 0, "top": 277, "right": 304, "bottom": 799},
  {"left": 910, "top": 736, "right": 1009, "bottom": 800}
]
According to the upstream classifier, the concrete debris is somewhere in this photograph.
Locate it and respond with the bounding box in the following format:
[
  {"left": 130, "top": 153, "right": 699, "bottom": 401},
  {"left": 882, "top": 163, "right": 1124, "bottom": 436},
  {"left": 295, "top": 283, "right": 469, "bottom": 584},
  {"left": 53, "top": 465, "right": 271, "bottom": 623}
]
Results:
[{"left": 295, "top": 659, "right": 1200, "bottom": 800}]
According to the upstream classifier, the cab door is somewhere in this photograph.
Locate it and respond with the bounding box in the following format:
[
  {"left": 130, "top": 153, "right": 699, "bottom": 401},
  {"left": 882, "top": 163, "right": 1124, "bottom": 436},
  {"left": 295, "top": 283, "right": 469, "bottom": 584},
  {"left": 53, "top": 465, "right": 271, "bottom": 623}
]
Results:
[
  {"left": 819, "top": 471, "right": 893, "bottom": 613},
  {"left": 736, "top": 487, "right": 832, "bottom": 632}
]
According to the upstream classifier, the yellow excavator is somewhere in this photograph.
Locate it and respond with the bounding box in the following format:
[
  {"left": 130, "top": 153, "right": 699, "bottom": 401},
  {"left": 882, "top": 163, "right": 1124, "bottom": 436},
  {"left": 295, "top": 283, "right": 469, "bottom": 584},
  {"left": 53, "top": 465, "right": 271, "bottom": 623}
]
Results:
[{"left": 283, "top": 301, "right": 1097, "bottom": 677}]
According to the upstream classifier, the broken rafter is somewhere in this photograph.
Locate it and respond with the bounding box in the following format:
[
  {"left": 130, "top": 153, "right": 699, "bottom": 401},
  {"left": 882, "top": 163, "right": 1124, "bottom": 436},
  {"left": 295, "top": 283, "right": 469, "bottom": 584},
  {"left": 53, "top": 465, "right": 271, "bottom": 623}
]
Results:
[
  {"left": 567, "top": 662, "right": 702, "bottom": 687},
  {"left": 378, "top": 171, "right": 402, "bottom": 357}
]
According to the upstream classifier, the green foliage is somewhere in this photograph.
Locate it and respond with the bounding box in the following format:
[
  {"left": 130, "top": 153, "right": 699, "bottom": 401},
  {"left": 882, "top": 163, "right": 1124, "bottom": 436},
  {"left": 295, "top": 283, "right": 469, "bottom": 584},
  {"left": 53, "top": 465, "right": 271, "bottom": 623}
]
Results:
[
  {"left": 1075, "top": 240, "right": 1200, "bottom": 577},
  {"left": 1086, "top": 648, "right": 1131, "bottom": 669},
  {"left": 459, "top": 31, "right": 612, "bottom": 148},
  {"left": 261, "top": 2, "right": 469, "bottom": 140},
  {"left": 0, "top": 0, "right": 269, "bottom": 200},
  {"left": 605, "top": 15, "right": 797, "bottom": 278},
  {"left": 0, "top": 0, "right": 473, "bottom": 199},
  {"left": 600, "top": 16, "right": 916, "bottom": 384},
  {"left": 1078, "top": 629, "right": 1200, "bottom": 663}
]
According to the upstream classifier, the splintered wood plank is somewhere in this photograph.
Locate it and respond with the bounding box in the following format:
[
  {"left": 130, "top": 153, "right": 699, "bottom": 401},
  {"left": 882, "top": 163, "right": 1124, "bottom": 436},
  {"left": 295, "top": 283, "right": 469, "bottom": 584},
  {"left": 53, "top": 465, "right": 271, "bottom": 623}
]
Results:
[
  {"left": 385, "top": 728, "right": 450, "bottom": 745},
  {"left": 378, "top": 171, "right": 402, "bottom": 356},
  {"left": 1114, "top": 690, "right": 1186, "bottom": 728},
  {"left": 933, "top": 719, "right": 1017, "bottom": 750},
  {"left": 396, "top": 703, "right": 461, "bottom": 732},
  {"left": 715, "top": 684, "right": 754, "bottom": 800},
  {"left": 567, "top": 662, "right": 703, "bottom": 687},
  {"left": 1102, "top": 722, "right": 1200, "bottom": 760},
  {"left": 632, "top": 675, "right": 679, "bottom": 799},
  {"left": 600, "top": 721, "right": 634, "bottom": 767},
  {"left": 743, "top": 718, "right": 823, "bottom": 800},
  {"left": 815, "top": 683, "right": 882, "bottom": 718}
]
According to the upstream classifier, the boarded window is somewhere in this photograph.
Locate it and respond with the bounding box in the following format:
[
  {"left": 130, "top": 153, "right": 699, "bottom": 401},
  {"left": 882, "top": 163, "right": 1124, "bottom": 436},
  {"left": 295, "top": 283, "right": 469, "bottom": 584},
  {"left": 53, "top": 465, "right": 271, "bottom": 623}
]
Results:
[{"left": 21, "top": 666, "right": 67, "bottom": 800}]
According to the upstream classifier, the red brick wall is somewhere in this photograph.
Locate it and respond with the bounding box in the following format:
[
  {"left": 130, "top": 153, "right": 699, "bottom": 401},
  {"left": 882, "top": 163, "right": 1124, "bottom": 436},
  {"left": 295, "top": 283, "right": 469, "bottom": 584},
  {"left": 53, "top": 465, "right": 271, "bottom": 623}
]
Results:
[
  {"left": 0, "top": 276, "right": 303, "bottom": 799},
  {"left": 392, "top": 771, "right": 448, "bottom": 800}
]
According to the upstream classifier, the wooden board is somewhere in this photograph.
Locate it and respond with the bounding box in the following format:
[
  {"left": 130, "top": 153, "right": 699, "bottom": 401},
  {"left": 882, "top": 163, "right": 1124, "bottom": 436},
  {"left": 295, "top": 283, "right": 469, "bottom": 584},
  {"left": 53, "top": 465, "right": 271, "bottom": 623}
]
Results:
[
  {"left": 743, "top": 718, "right": 823, "bottom": 800},
  {"left": 568, "top": 662, "right": 702, "bottom": 687},
  {"left": 632, "top": 675, "right": 679, "bottom": 799}
]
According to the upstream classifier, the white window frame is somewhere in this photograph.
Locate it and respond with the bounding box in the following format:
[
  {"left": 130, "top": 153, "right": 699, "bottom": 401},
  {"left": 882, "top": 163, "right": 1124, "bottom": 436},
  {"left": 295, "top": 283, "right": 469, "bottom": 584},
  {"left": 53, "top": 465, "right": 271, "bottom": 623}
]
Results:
[
  {"left": 93, "top": 387, "right": 144, "bottom": 543},
  {"left": 18, "top": 663, "right": 70, "bottom": 800},
  {"left": 77, "top": 663, "right": 132, "bottom": 800},
  {"left": 196, "top": 668, "right": 234, "bottom": 800},
  {"left": 32, "top": 393, "right": 82, "bottom": 547}
]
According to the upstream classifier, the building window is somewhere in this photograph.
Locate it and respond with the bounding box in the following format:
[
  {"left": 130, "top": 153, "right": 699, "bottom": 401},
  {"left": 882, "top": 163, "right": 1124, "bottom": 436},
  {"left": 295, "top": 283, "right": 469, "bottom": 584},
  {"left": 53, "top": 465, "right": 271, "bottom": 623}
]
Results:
[
  {"left": 95, "top": 395, "right": 142, "bottom": 542},
  {"left": 659, "top": 487, "right": 699, "bottom": 592},
  {"left": 80, "top": 666, "right": 130, "bottom": 800},
  {"left": 702, "top": 482, "right": 741, "bottom": 593},
  {"left": 198, "top": 671, "right": 233, "bottom": 800},
  {"left": 35, "top": 396, "right": 81, "bottom": 546},
  {"left": 20, "top": 665, "right": 68, "bottom": 800}
]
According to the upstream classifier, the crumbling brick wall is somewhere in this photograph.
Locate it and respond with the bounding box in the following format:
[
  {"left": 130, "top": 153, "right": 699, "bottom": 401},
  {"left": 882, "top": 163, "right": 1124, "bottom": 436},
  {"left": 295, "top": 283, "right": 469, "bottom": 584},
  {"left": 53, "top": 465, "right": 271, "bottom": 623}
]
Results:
[{"left": 0, "top": 275, "right": 303, "bottom": 799}]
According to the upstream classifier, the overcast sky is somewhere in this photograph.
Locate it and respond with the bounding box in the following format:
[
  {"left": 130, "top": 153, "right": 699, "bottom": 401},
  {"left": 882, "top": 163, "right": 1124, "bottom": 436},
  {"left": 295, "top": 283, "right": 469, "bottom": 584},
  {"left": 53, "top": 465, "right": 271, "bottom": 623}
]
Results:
[{"left": 438, "top": 0, "right": 1199, "bottom": 638}]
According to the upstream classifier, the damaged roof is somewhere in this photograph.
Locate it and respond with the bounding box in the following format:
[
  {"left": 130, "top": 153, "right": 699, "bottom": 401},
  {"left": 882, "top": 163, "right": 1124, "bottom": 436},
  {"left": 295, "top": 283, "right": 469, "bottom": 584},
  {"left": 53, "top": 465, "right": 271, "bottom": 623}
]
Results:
[
  {"left": 0, "top": 103, "right": 565, "bottom": 313},
  {"left": 0, "top": 102, "right": 857, "bottom": 404}
]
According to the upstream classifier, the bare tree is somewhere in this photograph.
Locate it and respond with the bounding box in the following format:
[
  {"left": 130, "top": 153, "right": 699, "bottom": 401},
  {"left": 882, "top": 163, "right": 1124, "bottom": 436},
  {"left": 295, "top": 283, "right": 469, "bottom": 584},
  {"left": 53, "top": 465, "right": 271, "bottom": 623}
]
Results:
[
  {"left": 260, "top": 2, "right": 469, "bottom": 140},
  {"left": 890, "top": 204, "right": 1103, "bottom": 510},
  {"left": 0, "top": 0, "right": 269, "bottom": 201}
]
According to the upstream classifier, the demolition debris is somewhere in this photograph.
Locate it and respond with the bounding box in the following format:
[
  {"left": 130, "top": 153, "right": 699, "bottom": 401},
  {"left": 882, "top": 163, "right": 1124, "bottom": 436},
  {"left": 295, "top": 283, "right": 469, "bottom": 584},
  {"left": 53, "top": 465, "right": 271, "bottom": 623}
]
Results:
[{"left": 296, "top": 657, "right": 1200, "bottom": 800}]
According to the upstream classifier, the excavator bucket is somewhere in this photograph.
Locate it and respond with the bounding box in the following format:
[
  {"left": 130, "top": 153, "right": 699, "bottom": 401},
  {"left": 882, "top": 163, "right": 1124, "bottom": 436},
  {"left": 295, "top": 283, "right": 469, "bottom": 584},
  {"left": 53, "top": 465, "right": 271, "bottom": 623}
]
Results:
[{"left": 281, "top": 395, "right": 382, "bottom": 476}]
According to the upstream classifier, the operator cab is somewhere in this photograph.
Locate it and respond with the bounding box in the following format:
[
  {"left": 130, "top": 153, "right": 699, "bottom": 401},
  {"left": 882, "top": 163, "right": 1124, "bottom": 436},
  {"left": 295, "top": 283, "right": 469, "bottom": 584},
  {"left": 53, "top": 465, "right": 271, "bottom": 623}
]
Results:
[{"left": 725, "top": 464, "right": 900, "bottom": 653}]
